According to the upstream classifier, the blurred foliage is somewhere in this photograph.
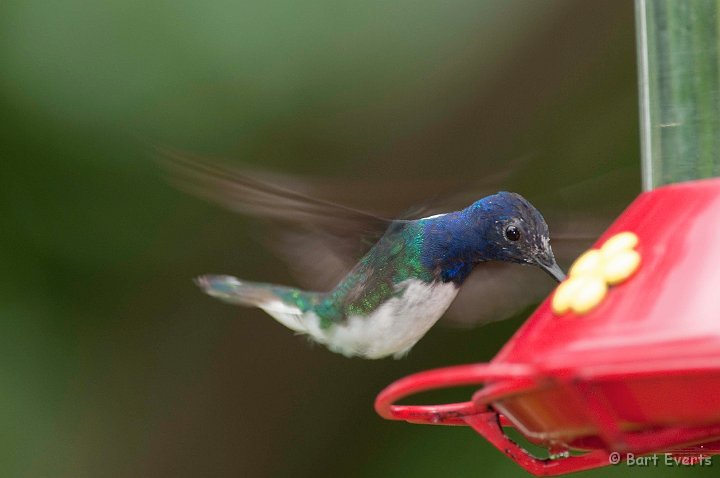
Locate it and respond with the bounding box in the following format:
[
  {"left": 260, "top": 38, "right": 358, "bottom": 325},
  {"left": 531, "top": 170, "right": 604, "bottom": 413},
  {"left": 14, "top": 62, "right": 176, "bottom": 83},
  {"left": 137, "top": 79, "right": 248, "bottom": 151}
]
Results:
[{"left": 2, "top": 1, "right": 714, "bottom": 477}]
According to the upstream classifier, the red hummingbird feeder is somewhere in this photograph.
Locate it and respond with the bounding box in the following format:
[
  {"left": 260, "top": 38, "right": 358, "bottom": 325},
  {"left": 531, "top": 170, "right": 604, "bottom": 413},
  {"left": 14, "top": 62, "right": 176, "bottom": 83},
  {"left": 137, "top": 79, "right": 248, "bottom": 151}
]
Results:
[
  {"left": 375, "top": 178, "right": 720, "bottom": 475},
  {"left": 375, "top": 2, "right": 720, "bottom": 472},
  {"left": 375, "top": 0, "right": 720, "bottom": 475}
]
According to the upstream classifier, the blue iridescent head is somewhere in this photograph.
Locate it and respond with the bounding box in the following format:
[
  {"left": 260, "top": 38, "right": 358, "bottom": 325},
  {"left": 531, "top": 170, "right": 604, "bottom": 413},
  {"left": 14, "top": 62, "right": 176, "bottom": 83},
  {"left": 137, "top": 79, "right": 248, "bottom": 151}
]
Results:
[
  {"left": 421, "top": 192, "right": 565, "bottom": 284},
  {"left": 466, "top": 192, "right": 565, "bottom": 281}
]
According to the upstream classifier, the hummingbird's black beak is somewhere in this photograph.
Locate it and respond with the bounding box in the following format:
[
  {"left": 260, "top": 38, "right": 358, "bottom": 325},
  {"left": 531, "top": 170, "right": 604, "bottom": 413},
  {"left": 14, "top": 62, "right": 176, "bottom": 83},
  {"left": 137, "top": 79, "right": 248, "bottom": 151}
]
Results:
[{"left": 538, "top": 258, "right": 566, "bottom": 282}]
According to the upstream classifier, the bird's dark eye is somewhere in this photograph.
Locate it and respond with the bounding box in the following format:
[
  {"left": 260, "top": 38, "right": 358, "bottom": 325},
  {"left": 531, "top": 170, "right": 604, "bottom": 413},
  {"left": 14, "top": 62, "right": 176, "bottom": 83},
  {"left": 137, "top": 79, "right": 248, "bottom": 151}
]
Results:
[{"left": 505, "top": 225, "right": 521, "bottom": 241}]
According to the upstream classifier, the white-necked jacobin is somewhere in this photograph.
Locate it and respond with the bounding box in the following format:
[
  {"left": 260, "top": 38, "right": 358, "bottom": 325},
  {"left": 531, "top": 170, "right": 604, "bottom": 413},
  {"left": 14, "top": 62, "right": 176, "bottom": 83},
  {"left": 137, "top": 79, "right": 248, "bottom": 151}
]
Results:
[{"left": 165, "top": 152, "right": 566, "bottom": 359}]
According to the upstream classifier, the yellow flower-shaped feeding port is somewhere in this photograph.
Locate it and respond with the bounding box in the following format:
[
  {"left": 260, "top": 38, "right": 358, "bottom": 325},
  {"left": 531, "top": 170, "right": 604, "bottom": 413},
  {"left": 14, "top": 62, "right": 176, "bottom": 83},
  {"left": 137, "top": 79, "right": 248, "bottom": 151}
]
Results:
[{"left": 552, "top": 232, "right": 641, "bottom": 315}]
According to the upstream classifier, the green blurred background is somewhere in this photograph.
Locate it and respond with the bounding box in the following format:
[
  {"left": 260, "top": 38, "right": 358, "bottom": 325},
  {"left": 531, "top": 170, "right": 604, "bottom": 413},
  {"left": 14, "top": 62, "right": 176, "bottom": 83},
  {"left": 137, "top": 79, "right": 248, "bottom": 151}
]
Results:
[{"left": 1, "top": 0, "right": 714, "bottom": 476}]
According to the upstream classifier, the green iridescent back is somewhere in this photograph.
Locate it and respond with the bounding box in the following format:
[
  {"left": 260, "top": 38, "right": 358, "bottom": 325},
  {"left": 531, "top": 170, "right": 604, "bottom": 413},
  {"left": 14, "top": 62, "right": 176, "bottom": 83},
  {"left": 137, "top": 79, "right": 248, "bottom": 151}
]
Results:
[{"left": 277, "top": 220, "right": 432, "bottom": 329}]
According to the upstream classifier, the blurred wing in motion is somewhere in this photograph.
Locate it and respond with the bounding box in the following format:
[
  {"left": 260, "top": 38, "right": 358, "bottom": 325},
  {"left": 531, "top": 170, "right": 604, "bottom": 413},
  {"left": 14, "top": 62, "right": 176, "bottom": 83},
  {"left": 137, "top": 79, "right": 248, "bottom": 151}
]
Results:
[
  {"left": 161, "top": 149, "right": 403, "bottom": 280},
  {"left": 161, "top": 148, "right": 396, "bottom": 236},
  {"left": 444, "top": 263, "right": 553, "bottom": 327}
]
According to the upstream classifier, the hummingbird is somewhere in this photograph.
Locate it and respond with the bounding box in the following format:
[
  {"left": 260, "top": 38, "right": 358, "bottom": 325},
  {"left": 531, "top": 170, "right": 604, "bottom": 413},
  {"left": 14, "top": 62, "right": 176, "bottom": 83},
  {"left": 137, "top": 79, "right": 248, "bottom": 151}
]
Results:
[{"left": 164, "top": 152, "right": 566, "bottom": 359}]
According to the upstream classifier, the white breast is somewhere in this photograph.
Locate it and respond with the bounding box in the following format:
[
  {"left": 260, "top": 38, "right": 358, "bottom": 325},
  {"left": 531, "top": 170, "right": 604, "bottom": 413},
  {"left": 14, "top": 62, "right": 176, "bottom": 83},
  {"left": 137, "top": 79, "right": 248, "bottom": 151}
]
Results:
[{"left": 304, "top": 280, "right": 459, "bottom": 359}]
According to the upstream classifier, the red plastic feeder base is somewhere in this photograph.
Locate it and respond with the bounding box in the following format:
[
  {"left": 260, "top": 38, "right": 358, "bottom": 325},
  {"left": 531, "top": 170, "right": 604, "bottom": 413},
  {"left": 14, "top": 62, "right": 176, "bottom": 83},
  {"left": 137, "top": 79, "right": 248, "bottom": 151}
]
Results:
[{"left": 376, "top": 179, "right": 720, "bottom": 475}]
